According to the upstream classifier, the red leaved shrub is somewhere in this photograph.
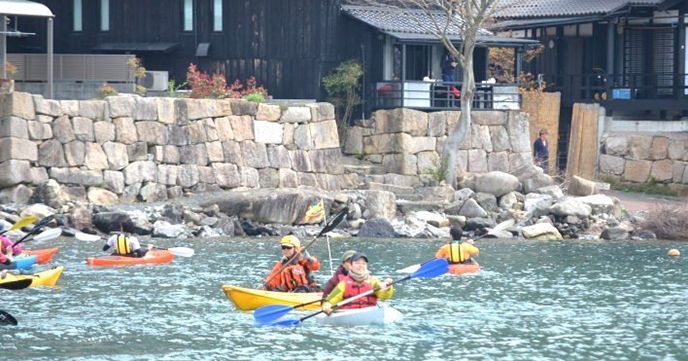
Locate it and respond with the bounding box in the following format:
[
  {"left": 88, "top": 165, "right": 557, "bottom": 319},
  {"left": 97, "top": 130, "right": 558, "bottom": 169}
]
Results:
[{"left": 186, "top": 64, "right": 268, "bottom": 99}]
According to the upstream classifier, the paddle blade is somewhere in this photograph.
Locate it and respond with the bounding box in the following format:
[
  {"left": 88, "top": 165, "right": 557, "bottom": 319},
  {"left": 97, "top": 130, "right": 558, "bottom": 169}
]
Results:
[
  {"left": 167, "top": 247, "right": 194, "bottom": 257},
  {"left": 254, "top": 305, "right": 294, "bottom": 325},
  {"left": 75, "top": 232, "right": 101, "bottom": 242},
  {"left": 32, "top": 227, "right": 62, "bottom": 242},
  {"left": 397, "top": 263, "right": 421, "bottom": 274},
  {"left": 268, "top": 318, "right": 301, "bottom": 327},
  {"left": 0, "top": 310, "right": 18, "bottom": 326},
  {"left": 317, "top": 206, "right": 349, "bottom": 237},
  {"left": 9, "top": 215, "right": 37, "bottom": 232},
  {"left": 0, "top": 278, "right": 33, "bottom": 290},
  {"left": 410, "top": 258, "right": 449, "bottom": 279}
]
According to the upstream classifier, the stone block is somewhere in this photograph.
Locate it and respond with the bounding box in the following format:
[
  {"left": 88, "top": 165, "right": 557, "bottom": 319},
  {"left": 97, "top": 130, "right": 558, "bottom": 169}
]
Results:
[
  {"left": 468, "top": 149, "right": 488, "bottom": 173},
  {"left": 309, "top": 103, "right": 335, "bottom": 122},
  {"left": 317, "top": 173, "right": 340, "bottom": 191},
  {"left": 184, "top": 121, "right": 208, "bottom": 144},
  {"left": 33, "top": 95, "right": 62, "bottom": 117},
  {"left": 2, "top": 92, "right": 35, "bottom": 120},
  {"left": 155, "top": 97, "right": 176, "bottom": 124},
  {"left": 203, "top": 118, "right": 219, "bottom": 141},
  {"left": 623, "top": 159, "right": 652, "bottom": 183},
  {"left": 384, "top": 173, "right": 421, "bottom": 187},
  {"left": 473, "top": 111, "right": 507, "bottom": 126},
  {"left": 229, "top": 99, "right": 258, "bottom": 117},
  {"left": 157, "top": 164, "right": 179, "bottom": 186},
  {"left": 650, "top": 136, "right": 669, "bottom": 160},
  {"left": 167, "top": 125, "right": 188, "bottom": 146},
  {"left": 180, "top": 144, "right": 208, "bottom": 166},
  {"left": 139, "top": 183, "right": 167, "bottom": 202},
  {"left": 198, "top": 165, "right": 216, "bottom": 184},
  {"left": 60, "top": 100, "right": 79, "bottom": 117},
  {"left": 87, "top": 187, "right": 119, "bottom": 205},
  {"left": 37, "top": 140, "right": 67, "bottom": 167},
  {"left": 167, "top": 186, "right": 183, "bottom": 199},
  {"left": 64, "top": 141, "right": 85, "bottom": 166},
  {"left": 344, "top": 126, "right": 364, "bottom": 155},
  {"left": 278, "top": 168, "right": 298, "bottom": 188},
  {"left": 222, "top": 140, "right": 243, "bottom": 166},
  {"left": 374, "top": 108, "right": 428, "bottom": 136},
  {"left": 51, "top": 116, "right": 76, "bottom": 144},
  {"left": 363, "top": 133, "right": 398, "bottom": 154},
  {"left": 256, "top": 103, "right": 281, "bottom": 121},
  {"left": 103, "top": 170, "right": 125, "bottom": 194},
  {"left": 240, "top": 141, "right": 269, "bottom": 168},
  {"left": 400, "top": 134, "right": 436, "bottom": 154},
  {"left": 212, "top": 163, "right": 240, "bottom": 188},
  {"left": 599, "top": 154, "right": 625, "bottom": 175},
  {"left": 126, "top": 141, "right": 148, "bottom": 162},
  {"left": 280, "top": 106, "right": 311, "bottom": 123},
  {"left": 417, "top": 151, "right": 440, "bottom": 173},
  {"left": 568, "top": 175, "right": 597, "bottom": 196},
  {"left": 240, "top": 167, "right": 260, "bottom": 188},
  {"left": 650, "top": 160, "right": 673, "bottom": 182},
  {"left": 72, "top": 117, "right": 94, "bottom": 141},
  {"left": 267, "top": 145, "right": 291, "bottom": 168},
  {"left": 489, "top": 125, "right": 511, "bottom": 152},
  {"left": 507, "top": 112, "right": 531, "bottom": 153},
  {"left": 36, "top": 115, "right": 53, "bottom": 123},
  {"left": 382, "top": 153, "right": 417, "bottom": 175},
  {"left": 470, "top": 124, "right": 493, "bottom": 152},
  {"left": 92, "top": 121, "right": 115, "bottom": 144},
  {"left": 134, "top": 97, "right": 158, "bottom": 121},
  {"left": 605, "top": 135, "right": 628, "bottom": 156},
  {"left": 28, "top": 167, "right": 49, "bottom": 185},
  {"left": 102, "top": 142, "right": 129, "bottom": 169},
  {"left": 509, "top": 152, "right": 532, "bottom": 173},
  {"left": 49, "top": 167, "right": 103, "bottom": 186},
  {"left": 487, "top": 151, "right": 509, "bottom": 172},
  {"left": 229, "top": 115, "right": 254, "bottom": 141},
  {"left": 215, "top": 117, "right": 235, "bottom": 141},
  {"left": 297, "top": 172, "right": 319, "bottom": 188},
  {"left": 294, "top": 123, "right": 314, "bottom": 150},
  {"left": 0, "top": 137, "right": 37, "bottom": 162},
  {"left": 667, "top": 137, "right": 687, "bottom": 160},
  {"left": 84, "top": 143, "right": 109, "bottom": 170},
  {"left": 428, "top": 112, "right": 447, "bottom": 137},
  {"left": 136, "top": 121, "right": 168, "bottom": 145},
  {"left": 290, "top": 150, "right": 312, "bottom": 172},
  {"left": 0, "top": 116, "right": 28, "bottom": 139},
  {"left": 254, "top": 120, "right": 283, "bottom": 144},
  {"left": 206, "top": 141, "right": 224, "bottom": 162},
  {"left": 627, "top": 134, "right": 652, "bottom": 160},
  {"left": 446, "top": 111, "right": 461, "bottom": 134},
  {"left": 79, "top": 100, "right": 107, "bottom": 120},
  {"left": 107, "top": 96, "right": 137, "bottom": 118},
  {"left": 113, "top": 117, "right": 138, "bottom": 144},
  {"left": 123, "top": 161, "right": 157, "bottom": 184},
  {"left": 311, "top": 119, "right": 340, "bottom": 149},
  {"left": 0, "top": 184, "right": 33, "bottom": 204},
  {"left": 258, "top": 167, "right": 279, "bottom": 188},
  {"left": 672, "top": 161, "right": 686, "bottom": 183},
  {"left": 0, "top": 160, "right": 31, "bottom": 187}
]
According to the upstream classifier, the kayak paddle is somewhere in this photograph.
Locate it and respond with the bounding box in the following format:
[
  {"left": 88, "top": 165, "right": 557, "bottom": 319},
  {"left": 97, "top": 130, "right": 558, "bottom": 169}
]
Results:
[
  {"left": 254, "top": 299, "right": 323, "bottom": 325},
  {"left": 74, "top": 231, "right": 102, "bottom": 241},
  {"left": 12, "top": 215, "right": 55, "bottom": 247},
  {"left": 0, "top": 215, "right": 37, "bottom": 235},
  {"left": 262, "top": 206, "right": 349, "bottom": 288},
  {"left": 21, "top": 227, "right": 62, "bottom": 243},
  {"left": 0, "top": 310, "right": 18, "bottom": 326},
  {"left": 263, "top": 258, "right": 449, "bottom": 327},
  {"left": 0, "top": 278, "right": 33, "bottom": 290},
  {"left": 146, "top": 245, "right": 195, "bottom": 257}
]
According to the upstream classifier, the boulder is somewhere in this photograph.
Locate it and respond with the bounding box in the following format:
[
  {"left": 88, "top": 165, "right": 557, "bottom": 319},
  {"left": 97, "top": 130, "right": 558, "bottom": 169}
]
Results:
[
  {"left": 601, "top": 226, "right": 630, "bottom": 240},
  {"left": 575, "top": 194, "right": 616, "bottom": 215},
  {"left": 69, "top": 204, "right": 92, "bottom": 230},
  {"left": 549, "top": 198, "right": 592, "bottom": 218},
  {"left": 568, "top": 176, "right": 597, "bottom": 196},
  {"left": 524, "top": 193, "right": 554, "bottom": 217},
  {"left": 458, "top": 199, "right": 487, "bottom": 218},
  {"left": 498, "top": 191, "right": 519, "bottom": 210},
  {"left": 522, "top": 223, "right": 563, "bottom": 240},
  {"left": 412, "top": 211, "right": 449, "bottom": 228},
  {"left": 453, "top": 188, "right": 475, "bottom": 203},
  {"left": 358, "top": 218, "right": 397, "bottom": 238},
  {"left": 0, "top": 184, "right": 33, "bottom": 204},
  {"left": 153, "top": 220, "right": 186, "bottom": 238},
  {"left": 462, "top": 171, "right": 520, "bottom": 197},
  {"left": 87, "top": 187, "right": 118, "bottom": 205},
  {"left": 92, "top": 212, "right": 134, "bottom": 233},
  {"left": 475, "top": 192, "right": 497, "bottom": 212},
  {"left": 464, "top": 217, "right": 496, "bottom": 232},
  {"left": 364, "top": 190, "right": 397, "bottom": 221}
]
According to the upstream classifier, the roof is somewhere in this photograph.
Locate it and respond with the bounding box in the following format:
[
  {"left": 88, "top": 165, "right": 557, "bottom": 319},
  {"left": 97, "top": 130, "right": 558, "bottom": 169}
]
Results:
[
  {"left": 0, "top": 0, "right": 53, "bottom": 17},
  {"left": 93, "top": 42, "right": 180, "bottom": 53},
  {"left": 495, "top": 0, "right": 664, "bottom": 19}
]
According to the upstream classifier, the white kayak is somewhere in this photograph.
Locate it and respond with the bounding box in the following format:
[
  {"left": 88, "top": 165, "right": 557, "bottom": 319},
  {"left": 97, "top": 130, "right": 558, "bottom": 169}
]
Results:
[{"left": 315, "top": 304, "right": 403, "bottom": 326}]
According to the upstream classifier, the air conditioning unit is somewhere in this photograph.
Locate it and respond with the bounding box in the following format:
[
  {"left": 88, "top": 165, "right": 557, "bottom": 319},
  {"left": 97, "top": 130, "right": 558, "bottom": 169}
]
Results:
[{"left": 140, "top": 71, "right": 169, "bottom": 91}]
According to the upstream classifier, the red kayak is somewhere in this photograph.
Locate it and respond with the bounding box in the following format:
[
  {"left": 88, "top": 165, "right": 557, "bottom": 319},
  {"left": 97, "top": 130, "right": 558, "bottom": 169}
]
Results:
[
  {"left": 86, "top": 250, "right": 175, "bottom": 267},
  {"left": 23, "top": 248, "right": 60, "bottom": 264},
  {"left": 448, "top": 262, "right": 480, "bottom": 275}
]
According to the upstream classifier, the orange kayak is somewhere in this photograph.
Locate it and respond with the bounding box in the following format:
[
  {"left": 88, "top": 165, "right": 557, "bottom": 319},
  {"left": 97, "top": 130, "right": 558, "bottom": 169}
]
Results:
[
  {"left": 86, "top": 250, "right": 175, "bottom": 267},
  {"left": 24, "top": 248, "right": 60, "bottom": 264},
  {"left": 448, "top": 262, "right": 480, "bottom": 275}
]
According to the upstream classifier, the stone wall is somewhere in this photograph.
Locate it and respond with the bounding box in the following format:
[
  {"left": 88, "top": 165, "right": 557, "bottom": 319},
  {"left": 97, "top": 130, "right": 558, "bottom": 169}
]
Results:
[
  {"left": 343, "top": 108, "right": 534, "bottom": 186},
  {"left": 0, "top": 91, "right": 356, "bottom": 204},
  {"left": 599, "top": 132, "right": 688, "bottom": 185}
]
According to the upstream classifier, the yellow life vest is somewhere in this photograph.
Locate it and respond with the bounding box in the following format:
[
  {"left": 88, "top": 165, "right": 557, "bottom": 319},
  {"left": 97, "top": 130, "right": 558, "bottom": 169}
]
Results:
[
  {"left": 449, "top": 243, "right": 464, "bottom": 264},
  {"left": 116, "top": 234, "right": 131, "bottom": 255}
]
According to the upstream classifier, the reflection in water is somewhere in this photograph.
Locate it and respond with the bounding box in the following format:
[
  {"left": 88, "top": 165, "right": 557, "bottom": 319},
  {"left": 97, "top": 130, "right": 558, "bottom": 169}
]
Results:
[{"left": 1, "top": 237, "right": 687, "bottom": 361}]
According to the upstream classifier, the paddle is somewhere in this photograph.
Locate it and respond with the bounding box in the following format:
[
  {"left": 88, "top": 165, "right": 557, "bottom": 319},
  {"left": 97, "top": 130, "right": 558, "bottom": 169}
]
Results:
[
  {"left": 0, "top": 278, "right": 33, "bottom": 291},
  {"left": 74, "top": 231, "right": 101, "bottom": 242},
  {"left": 144, "top": 245, "right": 195, "bottom": 258},
  {"left": 262, "top": 206, "right": 349, "bottom": 288},
  {"left": 12, "top": 215, "right": 55, "bottom": 247},
  {"left": 254, "top": 299, "right": 324, "bottom": 325},
  {"left": 30, "top": 227, "right": 63, "bottom": 243},
  {"left": 0, "top": 215, "right": 37, "bottom": 236},
  {"left": 0, "top": 310, "right": 18, "bottom": 326},
  {"left": 262, "top": 258, "right": 449, "bottom": 327}
]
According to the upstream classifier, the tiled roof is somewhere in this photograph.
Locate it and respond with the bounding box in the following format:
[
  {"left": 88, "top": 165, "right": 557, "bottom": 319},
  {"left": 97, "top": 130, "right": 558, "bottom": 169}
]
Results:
[{"left": 495, "top": 0, "right": 665, "bottom": 19}]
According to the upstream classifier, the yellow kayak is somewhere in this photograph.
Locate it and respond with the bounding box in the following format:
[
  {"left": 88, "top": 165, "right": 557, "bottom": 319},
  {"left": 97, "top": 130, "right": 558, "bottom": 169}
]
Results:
[
  {"left": 3, "top": 266, "right": 65, "bottom": 287},
  {"left": 222, "top": 285, "right": 322, "bottom": 311}
]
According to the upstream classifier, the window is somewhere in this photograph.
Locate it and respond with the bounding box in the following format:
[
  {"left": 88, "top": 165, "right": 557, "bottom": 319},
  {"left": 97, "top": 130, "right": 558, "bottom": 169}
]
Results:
[
  {"left": 213, "top": 0, "right": 223, "bottom": 32},
  {"left": 183, "top": 0, "right": 194, "bottom": 31},
  {"left": 73, "top": 0, "right": 82, "bottom": 32},
  {"left": 100, "top": 0, "right": 110, "bottom": 31}
]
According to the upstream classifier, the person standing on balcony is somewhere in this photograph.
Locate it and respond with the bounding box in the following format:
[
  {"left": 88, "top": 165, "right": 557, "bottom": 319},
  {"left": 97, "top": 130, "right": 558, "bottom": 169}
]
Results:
[
  {"left": 441, "top": 51, "right": 458, "bottom": 82},
  {"left": 533, "top": 128, "right": 550, "bottom": 172}
]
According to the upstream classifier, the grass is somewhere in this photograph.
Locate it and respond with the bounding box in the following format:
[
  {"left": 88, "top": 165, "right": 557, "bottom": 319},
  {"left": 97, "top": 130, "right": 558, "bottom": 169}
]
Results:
[{"left": 601, "top": 176, "right": 688, "bottom": 198}]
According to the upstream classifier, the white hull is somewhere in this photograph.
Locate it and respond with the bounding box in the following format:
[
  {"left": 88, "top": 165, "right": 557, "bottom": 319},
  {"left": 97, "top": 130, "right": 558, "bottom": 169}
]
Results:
[{"left": 316, "top": 304, "right": 402, "bottom": 326}]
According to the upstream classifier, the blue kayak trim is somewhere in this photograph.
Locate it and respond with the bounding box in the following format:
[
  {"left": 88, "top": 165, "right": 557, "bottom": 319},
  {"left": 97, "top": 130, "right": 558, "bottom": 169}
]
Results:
[{"left": 14, "top": 255, "right": 37, "bottom": 270}]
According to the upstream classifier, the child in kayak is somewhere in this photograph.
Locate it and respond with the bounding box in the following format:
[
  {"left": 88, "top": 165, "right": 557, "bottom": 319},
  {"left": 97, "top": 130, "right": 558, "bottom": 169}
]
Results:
[
  {"left": 322, "top": 252, "right": 393, "bottom": 314},
  {"left": 435, "top": 226, "right": 479, "bottom": 264},
  {"left": 264, "top": 235, "right": 321, "bottom": 293},
  {"left": 321, "top": 249, "right": 356, "bottom": 298},
  {"left": 0, "top": 234, "right": 22, "bottom": 259},
  {"left": 103, "top": 233, "right": 152, "bottom": 258}
]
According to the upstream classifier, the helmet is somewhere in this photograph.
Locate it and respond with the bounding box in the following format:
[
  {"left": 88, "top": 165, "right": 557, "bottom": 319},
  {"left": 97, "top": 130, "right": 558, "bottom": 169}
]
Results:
[{"left": 279, "top": 235, "right": 301, "bottom": 249}]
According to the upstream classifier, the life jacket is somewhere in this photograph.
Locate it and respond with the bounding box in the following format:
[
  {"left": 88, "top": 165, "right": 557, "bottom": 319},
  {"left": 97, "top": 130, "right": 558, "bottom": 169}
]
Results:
[
  {"left": 115, "top": 234, "right": 131, "bottom": 255},
  {"left": 276, "top": 264, "right": 310, "bottom": 292},
  {"left": 341, "top": 275, "right": 377, "bottom": 309},
  {"left": 448, "top": 243, "right": 465, "bottom": 264}
]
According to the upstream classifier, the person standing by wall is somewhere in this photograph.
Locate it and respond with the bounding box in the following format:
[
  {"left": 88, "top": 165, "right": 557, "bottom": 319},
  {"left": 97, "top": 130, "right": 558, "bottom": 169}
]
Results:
[{"left": 533, "top": 128, "right": 550, "bottom": 172}]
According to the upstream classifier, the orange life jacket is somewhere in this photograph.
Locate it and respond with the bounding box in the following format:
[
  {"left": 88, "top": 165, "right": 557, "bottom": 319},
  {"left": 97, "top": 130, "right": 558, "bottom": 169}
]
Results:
[
  {"left": 341, "top": 275, "right": 377, "bottom": 309},
  {"left": 267, "top": 264, "right": 310, "bottom": 292}
]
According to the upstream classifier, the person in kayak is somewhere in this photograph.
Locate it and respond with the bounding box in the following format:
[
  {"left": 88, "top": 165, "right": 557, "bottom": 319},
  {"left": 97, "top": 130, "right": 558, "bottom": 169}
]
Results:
[
  {"left": 435, "top": 226, "right": 479, "bottom": 264},
  {"left": 0, "top": 234, "right": 22, "bottom": 260},
  {"left": 322, "top": 252, "right": 394, "bottom": 314},
  {"left": 102, "top": 233, "right": 152, "bottom": 258},
  {"left": 321, "top": 249, "right": 356, "bottom": 298},
  {"left": 264, "top": 235, "right": 321, "bottom": 292}
]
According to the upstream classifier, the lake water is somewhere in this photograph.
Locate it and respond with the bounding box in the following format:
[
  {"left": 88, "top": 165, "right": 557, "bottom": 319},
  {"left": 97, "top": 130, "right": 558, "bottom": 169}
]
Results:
[{"left": 1, "top": 237, "right": 686, "bottom": 361}]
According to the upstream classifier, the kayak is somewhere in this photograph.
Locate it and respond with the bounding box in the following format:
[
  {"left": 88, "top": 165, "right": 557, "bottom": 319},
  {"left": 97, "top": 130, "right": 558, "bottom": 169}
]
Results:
[
  {"left": 222, "top": 285, "right": 322, "bottom": 311},
  {"left": 0, "top": 278, "right": 32, "bottom": 290},
  {"left": 316, "top": 304, "right": 403, "bottom": 326},
  {"left": 0, "top": 255, "right": 36, "bottom": 270},
  {"left": 86, "top": 250, "right": 174, "bottom": 267},
  {"left": 2, "top": 266, "right": 64, "bottom": 287},
  {"left": 448, "top": 261, "right": 480, "bottom": 275},
  {"left": 23, "top": 248, "right": 60, "bottom": 264}
]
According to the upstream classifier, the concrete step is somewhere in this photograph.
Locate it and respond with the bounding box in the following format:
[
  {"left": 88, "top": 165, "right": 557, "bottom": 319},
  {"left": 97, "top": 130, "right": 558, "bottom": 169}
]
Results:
[
  {"left": 361, "top": 182, "right": 421, "bottom": 199},
  {"left": 396, "top": 200, "right": 447, "bottom": 213}
]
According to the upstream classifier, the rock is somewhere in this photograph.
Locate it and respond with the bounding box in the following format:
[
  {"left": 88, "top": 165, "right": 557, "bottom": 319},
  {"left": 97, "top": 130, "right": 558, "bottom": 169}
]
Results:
[
  {"left": 20, "top": 203, "right": 55, "bottom": 219},
  {"left": 498, "top": 191, "right": 518, "bottom": 210},
  {"left": 475, "top": 192, "right": 497, "bottom": 212},
  {"left": 215, "top": 215, "right": 236, "bottom": 235},
  {"left": 446, "top": 215, "right": 467, "bottom": 228},
  {"left": 0, "top": 184, "right": 33, "bottom": 204},
  {"left": 87, "top": 187, "right": 118, "bottom": 205},
  {"left": 522, "top": 223, "right": 563, "bottom": 240},
  {"left": 31, "top": 179, "right": 67, "bottom": 208},
  {"left": 601, "top": 226, "right": 630, "bottom": 240},
  {"left": 464, "top": 217, "right": 496, "bottom": 232},
  {"left": 568, "top": 176, "right": 597, "bottom": 196},
  {"left": 37, "top": 140, "right": 67, "bottom": 167},
  {"left": 565, "top": 215, "right": 581, "bottom": 224},
  {"left": 462, "top": 171, "right": 520, "bottom": 197},
  {"left": 69, "top": 204, "right": 92, "bottom": 230},
  {"left": 153, "top": 220, "right": 186, "bottom": 238},
  {"left": 415, "top": 185, "right": 455, "bottom": 203},
  {"left": 538, "top": 185, "right": 564, "bottom": 199},
  {"left": 358, "top": 218, "right": 397, "bottom": 238},
  {"left": 140, "top": 183, "right": 167, "bottom": 202},
  {"left": 454, "top": 188, "right": 475, "bottom": 203},
  {"left": 458, "top": 199, "right": 487, "bottom": 218},
  {"left": 623, "top": 160, "right": 652, "bottom": 183},
  {"left": 92, "top": 212, "right": 134, "bottom": 233},
  {"left": 412, "top": 211, "right": 449, "bottom": 228},
  {"left": 599, "top": 154, "right": 625, "bottom": 175},
  {"left": 549, "top": 198, "right": 592, "bottom": 218},
  {"left": 631, "top": 229, "right": 657, "bottom": 240},
  {"left": 364, "top": 190, "right": 397, "bottom": 221}
]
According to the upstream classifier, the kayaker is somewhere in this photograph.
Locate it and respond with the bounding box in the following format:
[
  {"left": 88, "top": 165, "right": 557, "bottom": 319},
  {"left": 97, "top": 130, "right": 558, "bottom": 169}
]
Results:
[
  {"left": 0, "top": 234, "right": 22, "bottom": 257},
  {"left": 264, "top": 235, "right": 321, "bottom": 292},
  {"left": 435, "top": 227, "right": 479, "bottom": 264},
  {"left": 321, "top": 249, "right": 356, "bottom": 298},
  {"left": 322, "top": 252, "right": 394, "bottom": 314},
  {"left": 102, "top": 233, "right": 152, "bottom": 258}
]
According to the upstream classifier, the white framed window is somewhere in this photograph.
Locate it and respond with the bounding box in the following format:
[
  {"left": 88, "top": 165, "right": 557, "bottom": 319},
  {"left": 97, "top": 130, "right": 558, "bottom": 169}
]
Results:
[
  {"left": 183, "top": 0, "right": 194, "bottom": 31},
  {"left": 73, "top": 0, "right": 82, "bottom": 32},
  {"left": 100, "top": 0, "right": 110, "bottom": 31},
  {"left": 213, "top": 0, "right": 223, "bottom": 32}
]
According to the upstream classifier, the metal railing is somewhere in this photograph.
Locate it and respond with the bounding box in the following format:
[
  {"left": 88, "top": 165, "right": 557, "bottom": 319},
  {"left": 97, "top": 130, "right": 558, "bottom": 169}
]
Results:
[
  {"left": 371, "top": 81, "right": 521, "bottom": 111},
  {"left": 7, "top": 53, "right": 136, "bottom": 82}
]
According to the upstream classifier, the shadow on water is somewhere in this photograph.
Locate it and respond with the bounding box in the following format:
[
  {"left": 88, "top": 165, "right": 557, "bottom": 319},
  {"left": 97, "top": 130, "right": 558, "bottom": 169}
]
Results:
[{"left": 1, "top": 237, "right": 687, "bottom": 361}]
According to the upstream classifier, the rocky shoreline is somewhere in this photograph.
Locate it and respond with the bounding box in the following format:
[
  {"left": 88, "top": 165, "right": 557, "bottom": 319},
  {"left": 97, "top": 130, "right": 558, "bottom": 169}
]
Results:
[{"left": 0, "top": 171, "right": 657, "bottom": 243}]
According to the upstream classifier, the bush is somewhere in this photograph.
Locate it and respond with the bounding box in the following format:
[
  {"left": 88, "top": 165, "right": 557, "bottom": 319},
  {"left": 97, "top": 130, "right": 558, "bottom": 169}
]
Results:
[
  {"left": 98, "top": 83, "right": 118, "bottom": 98},
  {"left": 322, "top": 60, "right": 363, "bottom": 131},
  {"left": 242, "top": 92, "right": 265, "bottom": 103},
  {"left": 186, "top": 64, "right": 268, "bottom": 99},
  {"left": 128, "top": 57, "right": 147, "bottom": 96},
  {"left": 642, "top": 203, "right": 688, "bottom": 240}
]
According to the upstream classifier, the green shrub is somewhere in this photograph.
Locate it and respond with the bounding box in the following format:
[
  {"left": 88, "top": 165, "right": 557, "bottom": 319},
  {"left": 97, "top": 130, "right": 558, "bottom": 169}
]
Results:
[
  {"left": 322, "top": 60, "right": 363, "bottom": 136},
  {"left": 423, "top": 158, "right": 449, "bottom": 184},
  {"left": 243, "top": 91, "right": 265, "bottom": 103}
]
